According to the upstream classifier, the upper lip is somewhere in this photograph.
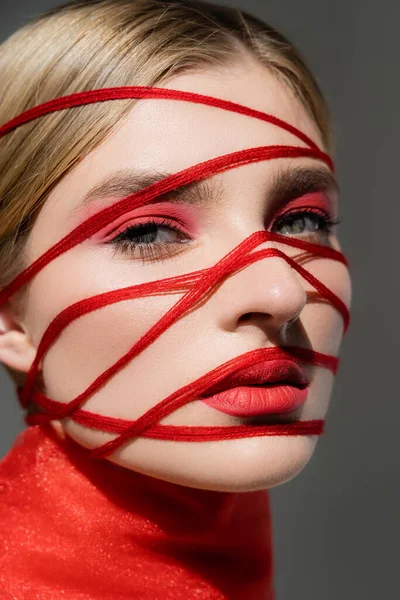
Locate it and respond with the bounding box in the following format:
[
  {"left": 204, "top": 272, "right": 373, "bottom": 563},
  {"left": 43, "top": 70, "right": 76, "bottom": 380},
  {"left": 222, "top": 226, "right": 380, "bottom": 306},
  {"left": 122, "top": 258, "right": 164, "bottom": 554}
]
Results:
[{"left": 200, "top": 358, "right": 310, "bottom": 397}]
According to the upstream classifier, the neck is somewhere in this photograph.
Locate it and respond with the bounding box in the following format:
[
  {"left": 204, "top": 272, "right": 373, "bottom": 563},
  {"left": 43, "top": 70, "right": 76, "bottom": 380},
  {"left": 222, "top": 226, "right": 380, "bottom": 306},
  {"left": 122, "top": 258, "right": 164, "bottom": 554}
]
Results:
[{"left": 0, "top": 424, "right": 275, "bottom": 599}]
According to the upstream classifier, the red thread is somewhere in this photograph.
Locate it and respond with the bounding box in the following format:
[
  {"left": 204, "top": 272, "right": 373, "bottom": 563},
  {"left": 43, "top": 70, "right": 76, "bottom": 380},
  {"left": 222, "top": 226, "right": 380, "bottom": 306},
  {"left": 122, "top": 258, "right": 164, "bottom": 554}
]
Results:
[
  {"left": 0, "top": 86, "right": 350, "bottom": 459},
  {"left": 0, "top": 86, "right": 325, "bottom": 154}
]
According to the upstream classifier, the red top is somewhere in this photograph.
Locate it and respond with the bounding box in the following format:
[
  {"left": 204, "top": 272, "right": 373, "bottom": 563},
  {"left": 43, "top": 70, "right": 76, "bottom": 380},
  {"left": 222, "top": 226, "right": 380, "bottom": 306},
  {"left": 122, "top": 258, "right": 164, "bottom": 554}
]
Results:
[{"left": 0, "top": 425, "right": 274, "bottom": 599}]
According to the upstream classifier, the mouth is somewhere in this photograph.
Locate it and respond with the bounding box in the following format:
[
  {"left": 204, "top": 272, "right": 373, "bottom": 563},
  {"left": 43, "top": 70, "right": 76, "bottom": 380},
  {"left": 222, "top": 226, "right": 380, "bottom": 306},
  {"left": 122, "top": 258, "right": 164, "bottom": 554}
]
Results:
[{"left": 199, "top": 358, "right": 310, "bottom": 419}]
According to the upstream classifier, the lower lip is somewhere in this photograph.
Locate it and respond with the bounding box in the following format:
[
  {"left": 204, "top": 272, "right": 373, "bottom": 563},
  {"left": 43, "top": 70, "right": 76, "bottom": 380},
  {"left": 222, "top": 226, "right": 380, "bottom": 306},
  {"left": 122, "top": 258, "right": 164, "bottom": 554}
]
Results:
[{"left": 200, "top": 384, "right": 309, "bottom": 417}]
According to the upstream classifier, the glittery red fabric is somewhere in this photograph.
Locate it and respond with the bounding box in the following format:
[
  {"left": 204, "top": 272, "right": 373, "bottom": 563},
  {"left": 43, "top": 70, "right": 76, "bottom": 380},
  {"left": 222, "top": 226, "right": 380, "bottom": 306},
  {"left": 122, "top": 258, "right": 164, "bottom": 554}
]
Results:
[{"left": 0, "top": 425, "right": 274, "bottom": 599}]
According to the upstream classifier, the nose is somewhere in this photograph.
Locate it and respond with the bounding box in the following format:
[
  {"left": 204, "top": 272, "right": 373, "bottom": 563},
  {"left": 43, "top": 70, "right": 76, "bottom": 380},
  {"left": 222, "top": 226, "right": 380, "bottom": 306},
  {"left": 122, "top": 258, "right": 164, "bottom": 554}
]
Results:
[{"left": 214, "top": 241, "right": 307, "bottom": 337}]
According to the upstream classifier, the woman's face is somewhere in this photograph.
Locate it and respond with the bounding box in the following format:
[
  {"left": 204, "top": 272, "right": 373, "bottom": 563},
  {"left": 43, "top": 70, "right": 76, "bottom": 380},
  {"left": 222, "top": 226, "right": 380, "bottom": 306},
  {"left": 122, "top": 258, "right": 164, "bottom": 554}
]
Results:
[{"left": 20, "top": 57, "right": 351, "bottom": 491}]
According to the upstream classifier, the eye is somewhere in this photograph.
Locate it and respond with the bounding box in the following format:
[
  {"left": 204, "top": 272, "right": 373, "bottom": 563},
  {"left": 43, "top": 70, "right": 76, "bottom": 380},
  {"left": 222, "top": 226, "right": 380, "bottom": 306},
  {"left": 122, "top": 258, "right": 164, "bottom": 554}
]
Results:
[
  {"left": 106, "top": 217, "right": 191, "bottom": 264},
  {"left": 271, "top": 208, "right": 341, "bottom": 243}
]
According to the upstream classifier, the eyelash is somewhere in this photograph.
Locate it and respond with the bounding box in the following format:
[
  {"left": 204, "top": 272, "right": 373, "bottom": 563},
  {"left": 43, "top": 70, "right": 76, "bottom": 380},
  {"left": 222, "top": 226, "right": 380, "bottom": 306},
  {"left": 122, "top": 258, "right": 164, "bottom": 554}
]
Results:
[
  {"left": 272, "top": 207, "right": 341, "bottom": 236},
  {"left": 106, "top": 217, "right": 189, "bottom": 264},
  {"left": 106, "top": 209, "right": 341, "bottom": 264}
]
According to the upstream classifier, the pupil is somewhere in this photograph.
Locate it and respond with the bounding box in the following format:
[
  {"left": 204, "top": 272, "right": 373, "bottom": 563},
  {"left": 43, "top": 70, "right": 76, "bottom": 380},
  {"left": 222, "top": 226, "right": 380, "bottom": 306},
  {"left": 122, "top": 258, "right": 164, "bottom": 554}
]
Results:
[
  {"left": 291, "top": 217, "right": 305, "bottom": 233},
  {"left": 280, "top": 216, "right": 306, "bottom": 234},
  {"left": 133, "top": 223, "right": 158, "bottom": 243}
]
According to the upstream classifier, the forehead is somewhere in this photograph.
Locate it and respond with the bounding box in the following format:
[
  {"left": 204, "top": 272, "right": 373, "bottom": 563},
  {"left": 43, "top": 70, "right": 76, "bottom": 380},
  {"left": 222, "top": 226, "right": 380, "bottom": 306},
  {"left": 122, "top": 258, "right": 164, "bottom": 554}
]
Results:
[
  {"left": 28, "top": 59, "right": 327, "bottom": 248},
  {"left": 102, "top": 60, "right": 323, "bottom": 171}
]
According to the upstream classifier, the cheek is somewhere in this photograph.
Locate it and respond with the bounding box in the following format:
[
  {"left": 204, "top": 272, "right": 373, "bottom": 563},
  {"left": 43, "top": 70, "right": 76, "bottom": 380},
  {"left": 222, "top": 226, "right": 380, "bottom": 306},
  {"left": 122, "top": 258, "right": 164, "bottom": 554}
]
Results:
[
  {"left": 24, "top": 239, "right": 166, "bottom": 344},
  {"left": 40, "top": 293, "right": 180, "bottom": 406},
  {"left": 23, "top": 246, "right": 184, "bottom": 406},
  {"left": 295, "top": 257, "right": 351, "bottom": 420},
  {"left": 299, "top": 256, "right": 352, "bottom": 355}
]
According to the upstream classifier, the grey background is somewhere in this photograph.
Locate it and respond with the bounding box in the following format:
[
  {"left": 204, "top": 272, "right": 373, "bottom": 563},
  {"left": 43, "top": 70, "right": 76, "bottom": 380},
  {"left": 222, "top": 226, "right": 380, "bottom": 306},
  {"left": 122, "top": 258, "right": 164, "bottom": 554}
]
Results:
[{"left": 0, "top": 1, "right": 398, "bottom": 598}]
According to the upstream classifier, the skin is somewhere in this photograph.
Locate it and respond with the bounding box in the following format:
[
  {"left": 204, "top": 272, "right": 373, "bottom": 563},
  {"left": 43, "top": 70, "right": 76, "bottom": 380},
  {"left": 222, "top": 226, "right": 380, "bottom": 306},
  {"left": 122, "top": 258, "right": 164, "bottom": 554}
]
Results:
[{"left": 0, "top": 56, "right": 351, "bottom": 492}]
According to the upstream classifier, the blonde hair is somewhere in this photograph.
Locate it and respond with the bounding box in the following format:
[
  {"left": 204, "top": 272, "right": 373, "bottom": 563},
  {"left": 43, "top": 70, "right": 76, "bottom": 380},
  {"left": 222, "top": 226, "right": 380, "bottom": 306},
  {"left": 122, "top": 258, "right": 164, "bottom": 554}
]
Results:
[{"left": 0, "top": 0, "right": 331, "bottom": 310}]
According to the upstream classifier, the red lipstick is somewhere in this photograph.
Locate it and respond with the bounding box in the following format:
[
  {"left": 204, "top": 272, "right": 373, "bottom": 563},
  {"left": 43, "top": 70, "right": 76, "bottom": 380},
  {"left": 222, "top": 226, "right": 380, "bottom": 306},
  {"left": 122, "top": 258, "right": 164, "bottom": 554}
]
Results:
[{"left": 199, "top": 359, "right": 309, "bottom": 417}]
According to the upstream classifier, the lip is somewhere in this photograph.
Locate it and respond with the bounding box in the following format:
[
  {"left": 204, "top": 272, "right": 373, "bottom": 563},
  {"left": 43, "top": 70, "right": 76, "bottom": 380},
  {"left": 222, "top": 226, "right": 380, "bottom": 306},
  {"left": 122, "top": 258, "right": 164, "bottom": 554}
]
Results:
[
  {"left": 199, "top": 358, "right": 310, "bottom": 417},
  {"left": 200, "top": 384, "right": 309, "bottom": 417}
]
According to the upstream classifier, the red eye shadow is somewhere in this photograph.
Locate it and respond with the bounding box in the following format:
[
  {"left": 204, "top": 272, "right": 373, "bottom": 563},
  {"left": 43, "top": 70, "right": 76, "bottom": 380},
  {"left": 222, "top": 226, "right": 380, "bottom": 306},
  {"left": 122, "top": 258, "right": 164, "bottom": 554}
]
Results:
[
  {"left": 274, "top": 192, "right": 337, "bottom": 220},
  {"left": 89, "top": 201, "right": 200, "bottom": 241}
]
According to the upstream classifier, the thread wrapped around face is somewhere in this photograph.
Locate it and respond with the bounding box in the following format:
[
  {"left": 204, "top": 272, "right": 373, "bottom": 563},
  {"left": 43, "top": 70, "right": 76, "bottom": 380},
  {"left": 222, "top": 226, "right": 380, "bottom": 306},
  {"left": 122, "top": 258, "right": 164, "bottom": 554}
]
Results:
[{"left": 0, "top": 87, "right": 350, "bottom": 459}]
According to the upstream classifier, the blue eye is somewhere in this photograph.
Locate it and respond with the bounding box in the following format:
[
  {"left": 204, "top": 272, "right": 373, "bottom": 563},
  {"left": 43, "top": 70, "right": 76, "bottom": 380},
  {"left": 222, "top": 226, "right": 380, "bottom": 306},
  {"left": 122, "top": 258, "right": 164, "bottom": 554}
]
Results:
[{"left": 272, "top": 208, "right": 340, "bottom": 241}]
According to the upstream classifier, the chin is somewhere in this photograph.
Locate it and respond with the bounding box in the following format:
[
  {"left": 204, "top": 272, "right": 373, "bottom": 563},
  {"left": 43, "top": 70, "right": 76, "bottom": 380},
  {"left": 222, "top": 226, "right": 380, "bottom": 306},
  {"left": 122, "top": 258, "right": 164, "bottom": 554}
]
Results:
[{"left": 112, "top": 433, "right": 319, "bottom": 493}]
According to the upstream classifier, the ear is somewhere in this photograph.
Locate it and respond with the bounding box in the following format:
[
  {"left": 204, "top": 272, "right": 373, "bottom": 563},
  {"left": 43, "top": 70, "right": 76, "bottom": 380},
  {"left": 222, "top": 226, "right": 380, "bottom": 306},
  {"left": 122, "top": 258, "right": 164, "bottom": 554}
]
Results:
[
  {"left": 0, "top": 302, "right": 65, "bottom": 439},
  {"left": 0, "top": 302, "right": 37, "bottom": 376}
]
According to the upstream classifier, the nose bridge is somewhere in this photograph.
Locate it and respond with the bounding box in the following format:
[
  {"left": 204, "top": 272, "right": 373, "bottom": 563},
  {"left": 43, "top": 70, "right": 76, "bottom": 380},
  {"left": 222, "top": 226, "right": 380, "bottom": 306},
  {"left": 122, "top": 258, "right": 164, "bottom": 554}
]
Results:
[
  {"left": 215, "top": 235, "right": 307, "bottom": 331},
  {"left": 255, "top": 236, "right": 306, "bottom": 311}
]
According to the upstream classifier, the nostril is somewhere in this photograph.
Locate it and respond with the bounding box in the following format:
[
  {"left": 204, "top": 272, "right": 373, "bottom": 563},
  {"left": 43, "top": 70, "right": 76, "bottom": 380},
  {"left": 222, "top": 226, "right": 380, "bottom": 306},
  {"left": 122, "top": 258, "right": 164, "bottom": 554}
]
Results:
[{"left": 238, "top": 312, "right": 255, "bottom": 323}]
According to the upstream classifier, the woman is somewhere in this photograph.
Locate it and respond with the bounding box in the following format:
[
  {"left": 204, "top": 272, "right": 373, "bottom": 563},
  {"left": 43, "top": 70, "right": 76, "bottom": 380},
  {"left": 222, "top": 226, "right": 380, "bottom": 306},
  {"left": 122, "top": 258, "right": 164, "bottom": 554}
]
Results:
[{"left": 0, "top": 0, "right": 351, "bottom": 598}]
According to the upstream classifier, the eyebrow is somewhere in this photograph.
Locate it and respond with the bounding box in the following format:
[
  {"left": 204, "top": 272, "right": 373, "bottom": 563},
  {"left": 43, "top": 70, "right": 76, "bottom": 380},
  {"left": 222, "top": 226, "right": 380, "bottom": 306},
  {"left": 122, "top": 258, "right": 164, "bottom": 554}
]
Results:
[
  {"left": 269, "top": 164, "right": 340, "bottom": 210},
  {"left": 72, "top": 164, "right": 339, "bottom": 219}
]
